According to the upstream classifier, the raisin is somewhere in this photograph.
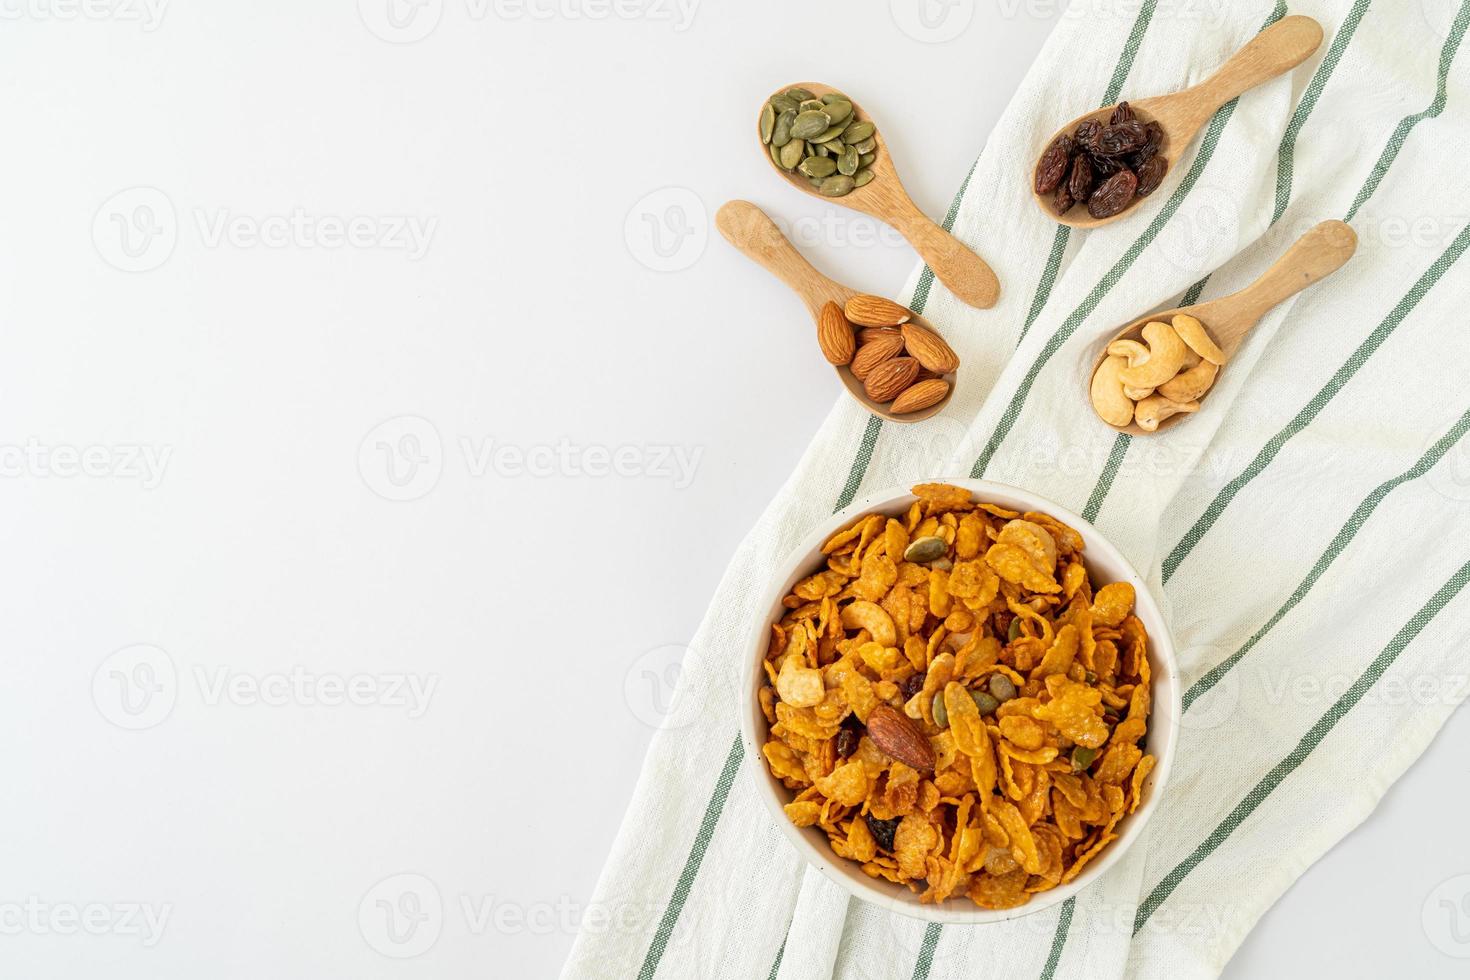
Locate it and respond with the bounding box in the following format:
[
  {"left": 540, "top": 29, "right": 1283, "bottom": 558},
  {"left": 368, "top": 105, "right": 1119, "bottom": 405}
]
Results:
[
  {"left": 1109, "top": 101, "right": 1134, "bottom": 125},
  {"left": 1094, "top": 119, "right": 1148, "bottom": 157},
  {"left": 1052, "top": 182, "right": 1075, "bottom": 216},
  {"left": 1087, "top": 169, "right": 1138, "bottom": 218},
  {"left": 1135, "top": 155, "right": 1168, "bottom": 197},
  {"left": 1034, "top": 134, "right": 1073, "bottom": 194},
  {"left": 1129, "top": 121, "right": 1164, "bottom": 169},
  {"left": 866, "top": 814, "right": 900, "bottom": 852},
  {"left": 900, "top": 673, "right": 926, "bottom": 702},
  {"left": 1088, "top": 151, "right": 1125, "bottom": 177},
  {"left": 835, "top": 728, "right": 858, "bottom": 759},
  {"left": 1067, "top": 154, "right": 1093, "bottom": 204},
  {"left": 1072, "top": 119, "right": 1102, "bottom": 153}
]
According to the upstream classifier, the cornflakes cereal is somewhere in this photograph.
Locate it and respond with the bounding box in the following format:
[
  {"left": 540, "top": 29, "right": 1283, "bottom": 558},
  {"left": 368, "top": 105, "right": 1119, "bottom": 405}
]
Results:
[{"left": 757, "top": 484, "right": 1156, "bottom": 908}]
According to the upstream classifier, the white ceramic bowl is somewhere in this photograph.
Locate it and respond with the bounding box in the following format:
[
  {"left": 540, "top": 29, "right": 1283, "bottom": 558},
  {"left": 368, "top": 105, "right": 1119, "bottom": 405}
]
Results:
[{"left": 740, "top": 478, "right": 1180, "bottom": 924}]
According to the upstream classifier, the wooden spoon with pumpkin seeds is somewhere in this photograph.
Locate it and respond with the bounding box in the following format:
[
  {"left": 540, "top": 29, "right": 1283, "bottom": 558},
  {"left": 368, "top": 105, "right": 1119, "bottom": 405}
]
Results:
[{"left": 759, "top": 82, "right": 1000, "bottom": 311}]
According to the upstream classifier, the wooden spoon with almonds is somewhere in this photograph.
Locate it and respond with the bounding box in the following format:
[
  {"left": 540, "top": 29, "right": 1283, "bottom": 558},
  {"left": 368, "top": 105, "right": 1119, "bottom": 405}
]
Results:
[
  {"left": 1033, "top": 16, "right": 1323, "bottom": 228},
  {"left": 760, "top": 82, "right": 1000, "bottom": 310},
  {"left": 1088, "top": 219, "right": 1357, "bottom": 434},
  {"left": 716, "top": 200, "right": 956, "bottom": 424}
]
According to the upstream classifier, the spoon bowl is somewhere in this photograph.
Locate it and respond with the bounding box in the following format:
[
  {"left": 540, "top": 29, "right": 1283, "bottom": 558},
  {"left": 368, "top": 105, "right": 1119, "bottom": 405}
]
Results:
[
  {"left": 1033, "top": 16, "right": 1323, "bottom": 227},
  {"left": 716, "top": 199, "right": 956, "bottom": 424},
  {"left": 1088, "top": 219, "right": 1357, "bottom": 434},
  {"left": 760, "top": 82, "right": 1000, "bottom": 310}
]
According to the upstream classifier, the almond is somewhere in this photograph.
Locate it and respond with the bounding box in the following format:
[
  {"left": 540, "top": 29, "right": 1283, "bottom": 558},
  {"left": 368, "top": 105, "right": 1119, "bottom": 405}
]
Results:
[
  {"left": 849, "top": 333, "right": 904, "bottom": 381},
  {"left": 863, "top": 356, "right": 920, "bottom": 402},
  {"left": 890, "top": 378, "right": 950, "bottom": 414},
  {"left": 844, "top": 294, "right": 912, "bottom": 328},
  {"left": 816, "top": 301, "right": 855, "bottom": 366},
  {"left": 865, "top": 704, "right": 935, "bottom": 770},
  {"left": 857, "top": 326, "right": 900, "bottom": 345},
  {"left": 900, "top": 322, "right": 960, "bottom": 374}
]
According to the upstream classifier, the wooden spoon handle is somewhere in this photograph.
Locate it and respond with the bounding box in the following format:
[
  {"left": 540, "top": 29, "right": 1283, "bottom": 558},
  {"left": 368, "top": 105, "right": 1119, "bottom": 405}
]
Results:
[
  {"left": 716, "top": 200, "right": 845, "bottom": 318},
  {"left": 886, "top": 199, "right": 1000, "bottom": 309},
  {"left": 1176, "top": 16, "right": 1323, "bottom": 131},
  {"left": 1234, "top": 219, "right": 1357, "bottom": 322}
]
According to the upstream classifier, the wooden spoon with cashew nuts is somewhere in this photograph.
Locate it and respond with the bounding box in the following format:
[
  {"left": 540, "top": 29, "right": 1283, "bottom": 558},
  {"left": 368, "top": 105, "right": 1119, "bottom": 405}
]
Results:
[
  {"left": 1032, "top": 16, "right": 1324, "bottom": 228},
  {"left": 1088, "top": 219, "right": 1358, "bottom": 435},
  {"left": 760, "top": 82, "right": 1000, "bottom": 310},
  {"left": 716, "top": 199, "right": 955, "bottom": 424}
]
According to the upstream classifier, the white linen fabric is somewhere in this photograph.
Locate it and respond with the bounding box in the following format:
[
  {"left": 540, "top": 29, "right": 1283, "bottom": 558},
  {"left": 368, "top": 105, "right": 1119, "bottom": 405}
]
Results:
[{"left": 563, "top": 0, "right": 1470, "bottom": 976}]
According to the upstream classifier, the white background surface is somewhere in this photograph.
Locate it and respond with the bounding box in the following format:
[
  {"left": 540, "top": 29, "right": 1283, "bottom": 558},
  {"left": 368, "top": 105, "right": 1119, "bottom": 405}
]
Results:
[{"left": 1, "top": 2, "right": 1466, "bottom": 978}]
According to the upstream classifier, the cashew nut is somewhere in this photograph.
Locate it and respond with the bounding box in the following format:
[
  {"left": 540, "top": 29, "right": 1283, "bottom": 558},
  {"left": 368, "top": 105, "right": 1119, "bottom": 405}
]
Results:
[
  {"left": 1107, "top": 338, "right": 1150, "bottom": 366},
  {"left": 1118, "top": 321, "right": 1189, "bottom": 389},
  {"left": 840, "top": 600, "right": 897, "bottom": 647},
  {"left": 1158, "top": 358, "right": 1220, "bottom": 402},
  {"left": 776, "top": 652, "right": 824, "bottom": 707},
  {"left": 1172, "top": 314, "right": 1226, "bottom": 364},
  {"left": 1134, "top": 394, "right": 1200, "bottom": 432},
  {"left": 1123, "top": 385, "right": 1155, "bottom": 401},
  {"left": 1089, "top": 354, "right": 1134, "bottom": 428}
]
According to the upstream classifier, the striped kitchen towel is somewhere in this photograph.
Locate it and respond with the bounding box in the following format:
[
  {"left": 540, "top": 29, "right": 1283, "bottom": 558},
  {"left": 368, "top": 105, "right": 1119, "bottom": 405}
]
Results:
[{"left": 563, "top": 0, "right": 1470, "bottom": 976}]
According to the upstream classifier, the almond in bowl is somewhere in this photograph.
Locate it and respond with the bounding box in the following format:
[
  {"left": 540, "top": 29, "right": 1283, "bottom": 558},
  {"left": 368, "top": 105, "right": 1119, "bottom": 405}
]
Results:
[{"left": 741, "top": 480, "right": 1179, "bottom": 922}]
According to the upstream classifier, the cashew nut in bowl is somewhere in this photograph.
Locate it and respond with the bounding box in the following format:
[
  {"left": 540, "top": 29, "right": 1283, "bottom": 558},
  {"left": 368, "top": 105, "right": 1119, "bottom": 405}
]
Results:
[
  {"left": 1159, "top": 359, "right": 1220, "bottom": 402},
  {"left": 840, "top": 600, "right": 897, "bottom": 646},
  {"left": 1123, "top": 385, "right": 1155, "bottom": 401},
  {"left": 1119, "top": 321, "right": 1189, "bottom": 389},
  {"left": 1134, "top": 394, "right": 1199, "bottom": 432},
  {"left": 1090, "top": 354, "right": 1135, "bottom": 427},
  {"left": 1172, "top": 314, "right": 1226, "bottom": 364}
]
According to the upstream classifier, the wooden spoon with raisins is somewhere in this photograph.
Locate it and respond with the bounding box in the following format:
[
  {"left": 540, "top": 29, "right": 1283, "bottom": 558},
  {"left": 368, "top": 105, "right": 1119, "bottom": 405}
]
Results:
[{"left": 1031, "top": 15, "right": 1323, "bottom": 228}]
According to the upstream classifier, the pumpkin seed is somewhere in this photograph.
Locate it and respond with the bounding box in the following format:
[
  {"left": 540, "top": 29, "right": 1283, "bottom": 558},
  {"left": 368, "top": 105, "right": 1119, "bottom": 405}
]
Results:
[
  {"left": 1071, "top": 746, "right": 1098, "bottom": 771},
  {"left": 759, "top": 104, "right": 775, "bottom": 144},
  {"left": 988, "top": 673, "right": 1017, "bottom": 702},
  {"left": 799, "top": 156, "right": 837, "bottom": 178},
  {"left": 812, "top": 141, "right": 829, "bottom": 158},
  {"left": 827, "top": 139, "right": 845, "bottom": 154},
  {"left": 798, "top": 99, "right": 825, "bottom": 113},
  {"left": 791, "top": 110, "right": 831, "bottom": 139},
  {"left": 769, "top": 94, "right": 799, "bottom": 114},
  {"left": 818, "top": 175, "right": 855, "bottom": 197},
  {"left": 930, "top": 557, "right": 952, "bottom": 571},
  {"left": 852, "top": 136, "right": 877, "bottom": 154},
  {"left": 843, "top": 121, "right": 875, "bottom": 143},
  {"left": 772, "top": 109, "right": 796, "bottom": 147},
  {"left": 824, "top": 100, "right": 853, "bottom": 125},
  {"left": 903, "top": 536, "right": 946, "bottom": 563},
  {"left": 820, "top": 92, "right": 849, "bottom": 105},
  {"left": 837, "top": 145, "right": 860, "bottom": 176},
  {"left": 932, "top": 692, "right": 949, "bottom": 729},
  {"left": 769, "top": 143, "right": 783, "bottom": 168},
  {"left": 811, "top": 122, "right": 848, "bottom": 143},
  {"left": 971, "top": 691, "right": 1000, "bottom": 715},
  {"left": 1007, "top": 616, "right": 1023, "bottom": 642},
  {"left": 785, "top": 86, "right": 815, "bottom": 102},
  {"left": 778, "top": 138, "right": 804, "bottom": 169},
  {"left": 853, "top": 168, "right": 875, "bottom": 188},
  {"left": 859, "top": 152, "right": 875, "bottom": 167}
]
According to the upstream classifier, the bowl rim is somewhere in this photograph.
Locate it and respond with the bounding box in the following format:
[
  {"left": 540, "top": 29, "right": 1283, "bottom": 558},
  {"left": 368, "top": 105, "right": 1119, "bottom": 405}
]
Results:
[{"left": 738, "top": 477, "right": 1181, "bottom": 925}]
